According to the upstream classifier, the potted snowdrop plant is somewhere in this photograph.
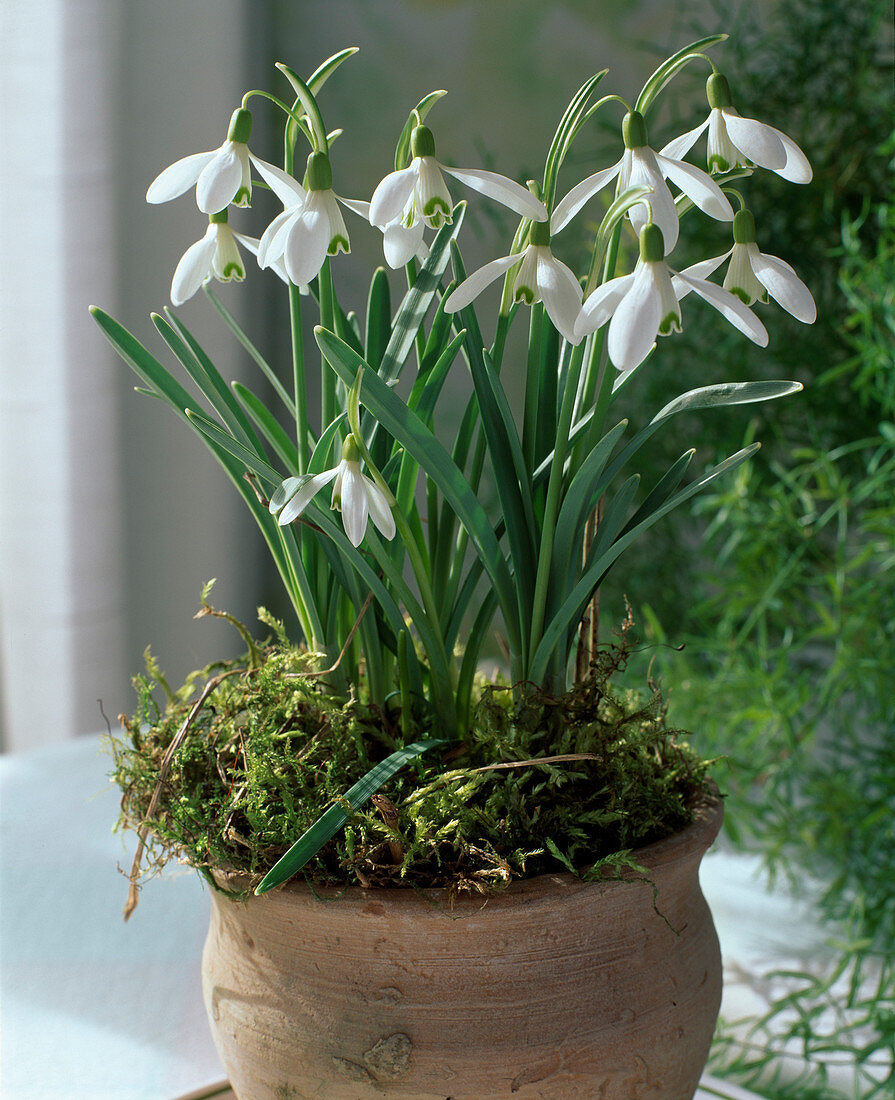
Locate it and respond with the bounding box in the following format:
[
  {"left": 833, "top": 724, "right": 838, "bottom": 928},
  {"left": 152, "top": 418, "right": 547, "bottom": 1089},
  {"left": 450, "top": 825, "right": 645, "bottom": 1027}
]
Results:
[{"left": 95, "top": 35, "right": 815, "bottom": 1100}]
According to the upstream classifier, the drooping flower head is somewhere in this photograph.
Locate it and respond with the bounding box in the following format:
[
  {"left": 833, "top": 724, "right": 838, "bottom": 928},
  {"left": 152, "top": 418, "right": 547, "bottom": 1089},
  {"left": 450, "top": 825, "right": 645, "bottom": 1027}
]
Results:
[
  {"left": 270, "top": 433, "right": 396, "bottom": 548},
  {"left": 255, "top": 152, "right": 357, "bottom": 286},
  {"left": 170, "top": 209, "right": 256, "bottom": 306},
  {"left": 444, "top": 218, "right": 582, "bottom": 345},
  {"left": 661, "top": 73, "right": 812, "bottom": 184},
  {"left": 551, "top": 110, "right": 733, "bottom": 251},
  {"left": 369, "top": 125, "right": 548, "bottom": 235},
  {"left": 680, "top": 209, "right": 816, "bottom": 323},
  {"left": 147, "top": 108, "right": 280, "bottom": 213},
  {"left": 575, "top": 222, "right": 768, "bottom": 372}
]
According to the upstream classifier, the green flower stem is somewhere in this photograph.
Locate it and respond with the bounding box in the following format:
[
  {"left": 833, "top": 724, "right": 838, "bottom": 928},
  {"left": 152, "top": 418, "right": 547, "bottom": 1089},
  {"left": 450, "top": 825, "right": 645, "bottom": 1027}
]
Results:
[
  {"left": 318, "top": 260, "right": 338, "bottom": 434},
  {"left": 522, "top": 304, "right": 544, "bottom": 473},
  {"left": 527, "top": 337, "right": 589, "bottom": 683},
  {"left": 240, "top": 89, "right": 305, "bottom": 131},
  {"left": 441, "top": 310, "right": 512, "bottom": 625},
  {"left": 282, "top": 129, "right": 310, "bottom": 475}
]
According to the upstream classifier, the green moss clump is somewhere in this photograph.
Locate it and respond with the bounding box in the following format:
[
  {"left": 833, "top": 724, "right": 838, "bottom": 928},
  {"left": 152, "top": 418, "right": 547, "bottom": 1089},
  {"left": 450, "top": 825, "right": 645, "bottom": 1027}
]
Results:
[{"left": 111, "top": 622, "right": 712, "bottom": 897}]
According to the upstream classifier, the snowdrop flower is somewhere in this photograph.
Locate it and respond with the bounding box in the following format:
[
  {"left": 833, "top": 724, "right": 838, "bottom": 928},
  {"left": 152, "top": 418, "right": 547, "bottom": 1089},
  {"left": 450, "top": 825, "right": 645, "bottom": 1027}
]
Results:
[
  {"left": 444, "top": 220, "right": 582, "bottom": 345},
  {"left": 679, "top": 210, "right": 816, "bottom": 322},
  {"left": 369, "top": 125, "right": 547, "bottom": 232},
  {"left": 660, "top": 74, "right": 812, "bottom": 184},
  {"left": 254, "top": 152, "right": 357, "bottom": 286},
  {"left": 170, "top": 210, "right": 265, "bottom": 306},
  {"left": 552, "top": 111, "right": 733, "bottom": 252},
  {"left": 270, "top": 435, "right": 396, "bottom": 548},
  {"left": 337, "top": 198, "right": 430, "bottom": 270},
  {"left": 147, "top": 108, "right": 280, "bottom": 214},
  {"left": 575, "top": 222, "right": 768, "bottom": 372}
]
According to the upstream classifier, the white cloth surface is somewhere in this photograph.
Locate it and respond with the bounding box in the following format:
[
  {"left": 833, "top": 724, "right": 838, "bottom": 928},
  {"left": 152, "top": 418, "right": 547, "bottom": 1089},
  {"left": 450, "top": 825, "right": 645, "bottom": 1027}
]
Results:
[{"left": 1, "top": 736, "right": 771, "bottom": 1100}]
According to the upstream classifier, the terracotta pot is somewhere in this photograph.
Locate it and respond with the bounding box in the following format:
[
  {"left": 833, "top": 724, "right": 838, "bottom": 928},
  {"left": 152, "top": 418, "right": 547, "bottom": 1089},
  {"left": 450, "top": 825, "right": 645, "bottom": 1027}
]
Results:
[{"left": 202, "top": 792, "right": 723, "bottom": 1099}]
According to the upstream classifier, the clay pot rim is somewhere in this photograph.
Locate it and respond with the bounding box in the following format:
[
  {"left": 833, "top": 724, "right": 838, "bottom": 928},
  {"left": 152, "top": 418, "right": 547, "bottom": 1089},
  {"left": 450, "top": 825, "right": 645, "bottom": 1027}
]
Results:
[{"left": 212, "top": 784, "right": 722, "bottom": 911}]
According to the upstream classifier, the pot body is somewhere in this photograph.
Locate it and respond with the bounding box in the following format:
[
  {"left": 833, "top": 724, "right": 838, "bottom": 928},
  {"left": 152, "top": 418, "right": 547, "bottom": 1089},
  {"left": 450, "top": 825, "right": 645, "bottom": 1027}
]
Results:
[{"left": 202, "top": 795, "right": 723, "bottom": 1099}]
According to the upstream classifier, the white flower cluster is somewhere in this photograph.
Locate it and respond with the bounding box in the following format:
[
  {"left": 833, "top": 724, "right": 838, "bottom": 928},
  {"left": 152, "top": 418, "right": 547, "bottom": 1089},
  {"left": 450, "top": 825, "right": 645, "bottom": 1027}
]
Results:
[{"left": 146, "top": 65, "right": 816, "bottom": 545}]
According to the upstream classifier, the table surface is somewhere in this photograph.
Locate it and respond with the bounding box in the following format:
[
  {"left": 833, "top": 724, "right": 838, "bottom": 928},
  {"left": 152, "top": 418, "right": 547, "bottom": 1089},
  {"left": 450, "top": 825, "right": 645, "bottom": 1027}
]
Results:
[{"left": 1, "top": 734, "right": 810, "bottom": 1100}]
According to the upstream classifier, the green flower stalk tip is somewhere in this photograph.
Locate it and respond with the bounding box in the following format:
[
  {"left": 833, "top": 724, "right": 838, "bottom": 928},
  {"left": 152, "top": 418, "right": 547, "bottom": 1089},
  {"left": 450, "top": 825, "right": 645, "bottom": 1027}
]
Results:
[
  {"left": 732, "top": 208, "right": 757, "bottom": 244},
  {"left": 622, "top": 111, "right": 649, "bottom": 149},
  {"left": 227, "top": 107, "right": 253, "bottom": 144},
  {"left": 306, "top": 151, "right": 333, "bottom": 191},
  {"left": 705, "top": 73, "right": 733, "bottom": 110},
  {"left": 639, "top": 223, "right": 665, "bottom": 262},
  {"left": 410, "top": 125, "right": 437, "bottom": 159}
]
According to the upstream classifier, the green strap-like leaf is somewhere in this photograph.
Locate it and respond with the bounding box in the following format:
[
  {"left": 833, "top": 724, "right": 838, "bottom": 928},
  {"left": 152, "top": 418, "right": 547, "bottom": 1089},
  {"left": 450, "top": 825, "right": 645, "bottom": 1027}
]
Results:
[
  {"left": 314, "top": 326, "right": 522, "bottom": 660},
  {"left": 378, "top": 204, "right": 466, "bottom": 387},
  {"left": 155, "top": 311, "right": 262, "bottom": 453},
  {"left": 635, "top": 35, "right": 727, "bottom": 115},
  {"left": 255, "top": 739, "right": 449, "bottom": 894},
  {"left": 186, "top": 409, "right": 282, "bottom": 489},
  {"left": 530, "top": 444, "right": 761, "bottom": 684},
  {"left": 232, "top": 381, "right": 299, "bottom": 476}
]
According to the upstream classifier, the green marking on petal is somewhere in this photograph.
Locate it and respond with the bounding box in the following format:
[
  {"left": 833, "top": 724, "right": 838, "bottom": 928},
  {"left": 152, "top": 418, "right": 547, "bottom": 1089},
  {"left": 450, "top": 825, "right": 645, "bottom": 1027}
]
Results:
[
  {"left": 221, "top": 262, "right": 245, "bottom": 281},
  {"left": 728, "top": 286, "right": 751, "bottom": 305},
  {"left": 233, "top": 186, "right": 251, "bottom": 207},
  {"left": 514, "top": 284, "right": 536, "bottom": 305},
  {"left": 707, "top": 153, "right": 731, "bottom": 173},
  {"left": 658, "top": 311, "right": 680, "bottom": 335},
  {"left": 423, "top": 196, "right": 450, "bottom": 218},
  {"left": 328, "top": 234, "right": 350, "bottom": 255}
]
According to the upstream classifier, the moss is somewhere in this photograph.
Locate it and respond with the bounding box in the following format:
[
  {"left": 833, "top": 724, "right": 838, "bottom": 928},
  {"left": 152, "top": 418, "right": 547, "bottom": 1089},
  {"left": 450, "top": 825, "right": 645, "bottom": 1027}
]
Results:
[{"left": 111, "top": 618, "right": 711, "bottom": 897}]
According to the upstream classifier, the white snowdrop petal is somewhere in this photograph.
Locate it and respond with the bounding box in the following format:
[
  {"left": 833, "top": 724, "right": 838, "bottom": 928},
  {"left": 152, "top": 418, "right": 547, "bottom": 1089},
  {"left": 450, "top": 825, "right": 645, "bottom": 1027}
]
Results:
[
  {"left": 575, "top": 273, "right": 635, "bottom": 338},
  {"left": 443, "top": 253, "right": 519, "bottom": 312},
  {"left": 284, "top": 207, "right": 330, "bottom": 286},
  {"left": 720, "top": 111, "right": 786, "bottom": 171},
  {"left": 365, "top": 480, "right": 396, "bottom": 540},
  {"left": 170, "top": 229, "right": 217, "bottom": 305},
  {"left": 749, "top": 250, "right": 817, "bottom": 322},
  {"left": 196, "top": 146, "right": 244, "bottom": 214},
  {"left": 552, "top": 159, "right": 623, "bottom": 235},
  {"left": 278, "top": 467, "right": 340, "bottom": 526},
  {"left": 658, "top": 119, "right": 710, "bottom": 162},
  {"left": 628, "top": 149, "right": 679, "bottom": 250},
  {"left": 336, "top": 196, "right": 371, "bottom": 220},
  {"left": 442, "top": 165, "right": 547, "bottom": 221},
  {"left": 383, "top": 219, "right": 424, "bottom": 269},
  {"left": 673, "top": 250, "right": 733, "bottom": 300},
  {"left": 607, "top": 265, "right": 663, "bottom": 371},
  {"left": 679, "top": 273, "right": 769, "bottom": 345},
  {"left": 340, "top": 464, "right": 369, "bottom": 547},
  {"left": 250, "top": 155, "right": 306, "bottom": 208},
  {"left": 537, "top": 252, "right": 583, "bottom": 345},
  {"left": 146, "top": 150, "right": 215, "bottom": 204},
  {"left": 656, "top": 154, "right": 734, "bottom": 222},
  {"left": 370, "top": 165, "right": 418, "bottom": 226},
  {"left": 770, "top": 126, "right": 813, "bottom": 184},
  {"left": 257, "top": 208, "right": 296, "bottom": 268}
]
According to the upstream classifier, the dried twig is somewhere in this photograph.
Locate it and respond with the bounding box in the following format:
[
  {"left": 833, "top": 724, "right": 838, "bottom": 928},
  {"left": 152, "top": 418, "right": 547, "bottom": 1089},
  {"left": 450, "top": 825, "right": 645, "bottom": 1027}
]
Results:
[{"left": 123, "top": 667, "right": 248, "bottom": 921}]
